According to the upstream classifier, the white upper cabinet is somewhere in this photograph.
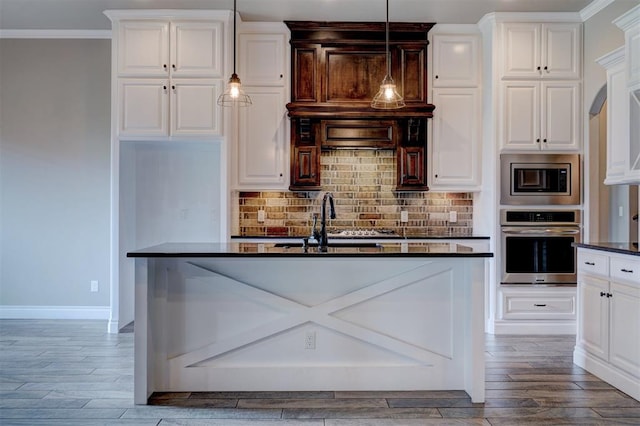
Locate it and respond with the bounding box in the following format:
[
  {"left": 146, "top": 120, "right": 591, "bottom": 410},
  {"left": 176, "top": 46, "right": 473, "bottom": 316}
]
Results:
[
  {"left": 233, "top": 22, "right": 290, "bottom": 189},
  {"left": 501, "top": 22, "right": 581, "bottom": 80},
  {"left": 501, "top": 81, "right": 580, "bottom": 151},
  {"left": 429, "top": 30, "right": 482, "bottom": 191},
  {"left": 117, "top": 78, "right": 223, "bottom": 138},
  {"left": 432, "top": 34, "right": 480, "bottom": 87},
  {"left": 599, "top": 48, "right": 628, "bottom": 184},
  {"left": 236, "top": 87, "right": 288, "bottom": 187},
  {"left": 612, "top": 5, "right": 640, "bottom": 184},
  {"left": 239, "top": 33, "right": 286, "bottom": 86},
  {"left": 431, "top": 88, "right": 481, "bottom": 189},
  {"left": 117, "top": 20, "right": 223, "bottom": 78},
  {"left": 106, "top": 10, "right": 229, "bottom": 140}
]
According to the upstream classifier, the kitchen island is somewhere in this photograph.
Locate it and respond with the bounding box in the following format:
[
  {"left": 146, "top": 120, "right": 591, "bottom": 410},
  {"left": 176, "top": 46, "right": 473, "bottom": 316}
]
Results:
[{"left": 128, "top": 242, "right": 492, "bottom": 404}]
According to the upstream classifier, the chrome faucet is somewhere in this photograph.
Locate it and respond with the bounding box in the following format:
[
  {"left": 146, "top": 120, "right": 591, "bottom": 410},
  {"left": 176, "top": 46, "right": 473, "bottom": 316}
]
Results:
[{"left": 312, "top": 192, "right": 336, "bottom": 252}]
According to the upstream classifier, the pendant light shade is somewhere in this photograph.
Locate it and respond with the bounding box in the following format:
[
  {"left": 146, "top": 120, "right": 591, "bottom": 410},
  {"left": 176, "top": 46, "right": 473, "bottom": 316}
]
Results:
[
  {"left": 217, "top": 0, "right": 252, "bottom": 107},
  {"left": 371, "top": 0, "right": 404, "bottom": 109}
]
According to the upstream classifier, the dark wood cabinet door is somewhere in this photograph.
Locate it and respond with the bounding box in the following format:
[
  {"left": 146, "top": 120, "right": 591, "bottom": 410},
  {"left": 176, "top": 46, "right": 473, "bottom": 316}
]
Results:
[
  {"left": 291, "top": 145, "right": 321, "bottom": 190},
  {"left": 397, "top": 146, "right": 428, "bottom": 190}
]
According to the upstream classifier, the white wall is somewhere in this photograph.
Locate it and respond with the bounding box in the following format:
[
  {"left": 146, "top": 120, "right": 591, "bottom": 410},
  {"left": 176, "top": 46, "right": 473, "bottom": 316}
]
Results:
[{"left": 0, "top": 39, "right": 111, "bottom": 316}]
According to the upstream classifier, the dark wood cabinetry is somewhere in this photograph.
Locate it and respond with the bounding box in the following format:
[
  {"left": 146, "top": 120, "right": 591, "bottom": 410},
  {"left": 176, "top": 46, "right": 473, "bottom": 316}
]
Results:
[{"left": 286, "top": 21, "right": 435, "bottom": 191}]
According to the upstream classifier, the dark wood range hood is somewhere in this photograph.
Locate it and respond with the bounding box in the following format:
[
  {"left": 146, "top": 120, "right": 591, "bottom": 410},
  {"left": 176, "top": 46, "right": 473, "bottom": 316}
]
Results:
[{"left": 285, "top": 21, "right": 436, "bottom": 191}]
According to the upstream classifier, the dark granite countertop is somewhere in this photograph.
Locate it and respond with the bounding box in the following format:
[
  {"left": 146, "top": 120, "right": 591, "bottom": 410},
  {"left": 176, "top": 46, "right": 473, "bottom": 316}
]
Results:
[
  {"left": 231, "top": 234, "right": 490, "bottom": 240},
  {"left": 128, "top": 242, "right": 494, "bottom": 258},
  {"left": 573, "top": 242, "right": 640, "bottom": 257}
]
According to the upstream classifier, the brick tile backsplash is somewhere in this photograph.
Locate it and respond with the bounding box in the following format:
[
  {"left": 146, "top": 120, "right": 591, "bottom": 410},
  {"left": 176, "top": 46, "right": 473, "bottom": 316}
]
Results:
[{"left": 237, "top": 150, "right": 473, "bottom": 237}]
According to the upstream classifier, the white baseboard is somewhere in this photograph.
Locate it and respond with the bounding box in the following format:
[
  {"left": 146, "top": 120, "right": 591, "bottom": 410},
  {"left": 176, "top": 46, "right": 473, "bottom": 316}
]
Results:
[
  {"left": 574, "top": 346, "right": 640, "bottom": 401},
  {"left": 493, "top": 320, "right": 576, "bottom": 335},
  {"left": 0, "top": 305, "right": 110, "bottom": 320}
]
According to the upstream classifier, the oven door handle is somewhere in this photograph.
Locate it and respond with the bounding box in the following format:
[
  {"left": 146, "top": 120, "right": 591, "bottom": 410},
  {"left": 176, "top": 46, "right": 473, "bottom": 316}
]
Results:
[{"left": 501, "top": 227, "right": 581, "bottom": 235}]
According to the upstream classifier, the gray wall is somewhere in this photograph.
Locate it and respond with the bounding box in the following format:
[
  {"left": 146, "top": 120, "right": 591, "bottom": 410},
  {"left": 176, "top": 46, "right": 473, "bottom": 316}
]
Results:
[{"left": 0, "top": 39, "right": 111, "bottom": 310}]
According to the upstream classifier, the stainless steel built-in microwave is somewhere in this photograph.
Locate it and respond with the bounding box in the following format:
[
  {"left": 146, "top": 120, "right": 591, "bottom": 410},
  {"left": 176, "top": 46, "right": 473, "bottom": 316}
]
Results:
[{"left": 500, "top": 154, "right": 580, "bottom": 205}]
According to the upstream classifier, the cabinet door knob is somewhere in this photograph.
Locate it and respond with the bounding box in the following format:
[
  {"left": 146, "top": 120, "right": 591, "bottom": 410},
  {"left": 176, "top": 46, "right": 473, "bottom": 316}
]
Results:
[
  {"left": 600, "top": 291, "right": 606, "bottom": 297},
  {"left": 435, "top": 75, "right": 439, "bottom": 79},
  {"left": 607, "top": 293, "right": 613, "bottom": 298},
  {"left": 537, "top": 66, "right": 541, "bottom": 71},
  {"left": 536, "top": 138, "right": 540, "bottom": 143},
  {"left": 543, "top": 139, "right": 547, "bottom": 143},
  {"left": 280, "top": 74, "right": 283, "bottom": 78},
  {"left": 163, "top": 85, "right": 167, "bottom": 90},
  {"left": 171, "top": 85, "right": 176, "bottom": 90},
  {"left": 435, "top": 174, "right": 438, "bottom": 178},
  {"left": 172, "top": 64, "right": 176, "bottom": 69},
  {"left": 163, "top": 64, "right": 167, "bottom": 69},
  {"left": 544, "top": 66, "right": 548, "bottom": 71}
]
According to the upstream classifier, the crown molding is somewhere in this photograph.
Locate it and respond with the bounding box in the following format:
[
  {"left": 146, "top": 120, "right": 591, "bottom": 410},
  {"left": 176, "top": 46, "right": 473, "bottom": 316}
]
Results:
[
  {"left": 488, "top": 12, "right": 583, "bottom": 23},
  {"left": 613, "top": 4, "right": 640, "bottom": 31},
  {"left": 580, "top": 0, "right": 616, "bottom": 22},
  {"left": 0, "top": 29, "right": 111, "bottom": 39}
]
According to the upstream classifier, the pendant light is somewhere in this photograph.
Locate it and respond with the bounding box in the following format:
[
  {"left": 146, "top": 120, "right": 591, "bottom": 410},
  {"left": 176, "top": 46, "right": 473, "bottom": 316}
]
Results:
[
  {"left": 217, "top": 0, "right": 252, "bottom": 107},
  {"left": 371, "top": 0, "right": 405, "bottom": 109}
]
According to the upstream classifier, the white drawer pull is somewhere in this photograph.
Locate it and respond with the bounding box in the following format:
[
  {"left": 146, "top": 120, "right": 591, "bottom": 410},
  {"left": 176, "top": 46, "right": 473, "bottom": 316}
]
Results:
[
  {"left": 584, "top": 261, "right": 596, "bottom": 266},
  {"left": 620, "top": 268, "right": 634, "bottom": 273}
]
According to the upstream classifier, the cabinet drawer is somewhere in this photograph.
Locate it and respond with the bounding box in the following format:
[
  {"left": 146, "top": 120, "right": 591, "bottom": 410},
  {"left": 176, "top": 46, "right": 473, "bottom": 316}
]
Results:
[
  {"left": 610, "top": 256, "right": 640, "bottom": 285},
  {"left": 578, "top": 250, "right": 609, "bottom": 277},
  {"left": 502, "top": 291, "right": 576, "bottom": 320}
]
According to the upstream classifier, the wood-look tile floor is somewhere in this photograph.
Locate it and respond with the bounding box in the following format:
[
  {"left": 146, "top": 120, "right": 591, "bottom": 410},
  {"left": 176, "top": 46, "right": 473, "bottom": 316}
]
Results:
[{"left": 1, "top": 320, "right": 639, "bottom": 425}]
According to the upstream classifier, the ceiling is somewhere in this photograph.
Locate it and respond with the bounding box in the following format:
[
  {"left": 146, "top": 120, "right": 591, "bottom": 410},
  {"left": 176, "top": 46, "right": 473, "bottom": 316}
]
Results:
[{"left": 0, "top": 0, "right": 596, "bottom": 30}]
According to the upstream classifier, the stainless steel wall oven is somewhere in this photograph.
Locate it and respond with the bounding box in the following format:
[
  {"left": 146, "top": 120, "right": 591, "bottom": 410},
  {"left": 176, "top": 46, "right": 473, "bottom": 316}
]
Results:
[{"left": 501, "top": 210, "right": 581, "bottom": 285}]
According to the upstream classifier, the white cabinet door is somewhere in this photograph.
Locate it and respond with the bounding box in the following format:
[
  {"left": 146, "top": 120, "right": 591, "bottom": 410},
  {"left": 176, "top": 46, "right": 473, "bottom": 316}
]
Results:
[
  {"left": 119, "top": 78, "right": 222, "bottom": 138},
  {"left": 502, "top": 82, "right": 539, "bottom": 150},
  {"left": 541, "top": 23, "right": 581, "bottom": 80},
  {"left": 502, "top": 23, "right": 540, "bottom": 79},
  {"left": 605, "top": 59, "right": 629, "bottom": 184},
  {"left": 431, "top": 88, "right": 480, "bottom": 189},
  {"left": 117, "top": 21, "right": 170, "bottom": 77},
  {"left": 239, "top": 33, "right": 286, "bottom": 86},
  {"left": 171, "top": 21, "right": 224, "bottom": 78},
  {"left": 541, "top": 82, "right": 580, "bottom": 150},
  {"left": 609, "top": 281, "right": 640, "bottom": 378},
  {"left": 502, "top": 81, "right": 579, "bottom": 151},
  {"left": 577, "top": 274, "right": 609, "bottom": 361},
  {"left": 630, "top": 88, "right": 640, "bottom": 180},
  {"left": 236, "top": 87, "right": 288, "bottom": 188},
  {"left": 432, "top": 34, "right": 480, "bottom": 87},
  {"left": 502, "top": 22, "right": 581, "bottom": 80},
  {"left": 118, "top": 78, "right": 169, "bottom": 137},
  {"left": 171, "top": 79, "right": 223, "bottom": 137}
]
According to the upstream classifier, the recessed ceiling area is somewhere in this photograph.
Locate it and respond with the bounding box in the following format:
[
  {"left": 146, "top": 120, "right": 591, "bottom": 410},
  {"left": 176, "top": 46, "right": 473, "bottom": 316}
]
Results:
[{"left": 0, "top": 0, "right": 596, "bottom": 30}]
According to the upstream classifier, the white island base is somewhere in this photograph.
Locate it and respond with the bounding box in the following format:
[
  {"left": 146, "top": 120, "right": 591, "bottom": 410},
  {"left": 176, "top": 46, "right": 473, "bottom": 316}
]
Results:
[{"left": 132, "top": 253, "right": 487, "bottom": 404}]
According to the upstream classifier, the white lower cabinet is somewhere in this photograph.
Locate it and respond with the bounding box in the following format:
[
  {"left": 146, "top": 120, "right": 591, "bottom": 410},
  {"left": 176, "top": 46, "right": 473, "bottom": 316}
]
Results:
[
  {"left": 574, "top": 248, "right": 640, "bottom": 401},
  {"left": 496, "top": 286, "right": 576, "bottom": 334}
]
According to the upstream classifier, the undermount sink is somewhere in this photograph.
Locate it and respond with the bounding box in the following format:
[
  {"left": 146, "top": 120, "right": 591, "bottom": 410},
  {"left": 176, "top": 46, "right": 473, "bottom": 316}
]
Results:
[{"left": 273, "top": 242, "right": 381, "bottom": 248}]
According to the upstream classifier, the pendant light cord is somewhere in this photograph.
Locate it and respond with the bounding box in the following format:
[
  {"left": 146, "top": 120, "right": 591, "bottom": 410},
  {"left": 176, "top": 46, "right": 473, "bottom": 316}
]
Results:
[
  {"left": 233, "top": 0, "right": 237, "bottom": 75},
  {"left": 385, "top": 0, "right": 390, "bottom": 76}
]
